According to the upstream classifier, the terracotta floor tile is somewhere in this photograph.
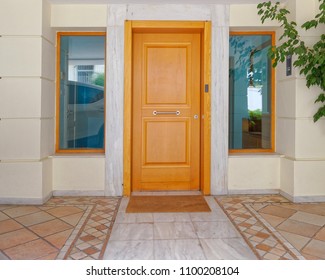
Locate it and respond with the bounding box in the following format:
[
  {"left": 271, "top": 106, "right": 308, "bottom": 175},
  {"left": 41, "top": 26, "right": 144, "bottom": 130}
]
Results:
[
  {"left": 256, "top": 243, "right": 272, "bottom": 252},
  {"left": 249, "top": 236, "right": 264, "bottom": 243},
  {"left": 15, "top": 211, "right": 55, "bottom": 227},
  {"left": 3, "top": 206, "right": 40, "bottom": 218},
  {"left": 269, "top": 247, "right": 286, "bottom": 257},
  {"left": 302, "top": 239, "right": 325, "bottom": 259},
  {"left": 259, "top": 213, "right": 286, "bottom": 227},
  {"left": 299, "top": 204, "right": 325, "bottom": 216},
  {"left": 96, "top": 224, "right": 108, "bottom": 231},
  {"left": 0, "top": 228, "right": 38, "bottom": 250},
  {"left": 0, "top": 219, "right": 23, "bottom": 234},
  {"left": 0, "top": 212, "right": 9, "bottom": 222},
  {"left": 244, "top": 228, "right": 258, "bottom": 236},
  {"left": 314, "top": 227, "right": 325, "bottom": 241},
  {"left": 37, "top": 252, "right": 58, "bottom": 260},
  {"left": 46, "top": 206, "right": 83, "bottom": 218},
  {"left": 259, "top": 205, "right": 297, "bottom": 218},
  {"left": 262, "top": 238, "right": 277, "bottom": 248},
  {"left": 86, "top": 239, "right": 102, "bottom": 247},
  {"left": 60, "top": 212, "right": 84, "bottom": 226},
  {"left": 289, "top": 211, "right": 325, "bottom": 227},
  {"left": 77, "top": 242, "right": 91, "bottom": 250},
  {"left": 83, "top": 247, "right": 99, "bottom": 255},
  {"left": 80, "top": 234, "right": 96, "bottom": 242},
  {"left": 29, "top": 219, "right": 73, "bottom": 237},
  {"left": 45, "top": 229, "right": 74, "bottom": 249},
  {"left": 278, "top": 230, "right": 310, "bottom": 251},
  {"left": 70, "top": 251, "right": 87, "bottom": 260},
  {"left": 238, "top": 222, "right": 251, "bottom": 228},
  {"left": 255, "top": 231, "right": 270, "bottom": 239},
  {"left": 4, "top": 239, "right": 58, "bottom": 260},
  {"left": 281, "top": 204, "right": 325, "bottom": 216},
  {"left": 277, "top": 219, "right": 321, "bottom": 238},
  {"left": 264, "top": 252, "right": 280, "bottom": 260},
  {"left": 251, "top": 204, "right": 267, "bottom": 211},
  {"left": 302, "top": 253, "right": 320, "bottom": 260}
]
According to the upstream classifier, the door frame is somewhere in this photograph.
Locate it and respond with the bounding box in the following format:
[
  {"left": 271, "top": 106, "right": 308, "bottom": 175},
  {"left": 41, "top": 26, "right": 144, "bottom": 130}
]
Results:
[{"left": 123, "top": 20, "right": 211, "bottom": 196}]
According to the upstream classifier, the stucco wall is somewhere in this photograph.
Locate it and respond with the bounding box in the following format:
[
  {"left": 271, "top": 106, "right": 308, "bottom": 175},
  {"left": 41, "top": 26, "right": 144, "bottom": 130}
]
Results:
[
  {"left": 0, "top": 0, "right": 55, "bottom": 204},
  {"left": 276, "top": 0, "right": 325, "bottom": 201},
  {"left": 52, "top": 156, "right": 105, "bottom": 195},
  {"left": 0, "top": 0, "right": 324, "bottom": 202},
  {"left": 228, "top": 155, "right": 281, "bottom": 193}
]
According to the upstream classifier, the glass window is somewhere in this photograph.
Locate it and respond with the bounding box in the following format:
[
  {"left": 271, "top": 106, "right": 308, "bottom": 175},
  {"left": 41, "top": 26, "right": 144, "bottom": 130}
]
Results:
[
  {"left": 229, "top": 33, "right": 274, "bottom": 152},
  {"left": 57, "top": 33, "right": 105, "bottom": 152}
]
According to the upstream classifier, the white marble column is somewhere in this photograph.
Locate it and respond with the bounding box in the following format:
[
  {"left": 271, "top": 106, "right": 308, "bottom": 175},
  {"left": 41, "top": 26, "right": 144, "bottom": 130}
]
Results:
[
  {"left": 105, "top": 5, "right": 126, "bottom": 196},
  {"left": 211, "top": 5, "right": 230, "bottom": 195},
  {"left": 105, "top": 4, "right": 229, "bottom": 196}
]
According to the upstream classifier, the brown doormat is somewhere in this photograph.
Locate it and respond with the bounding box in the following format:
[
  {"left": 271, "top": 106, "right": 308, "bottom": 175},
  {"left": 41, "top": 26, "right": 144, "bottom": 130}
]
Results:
[{"left": 126, "top": 195, "right": 211, "bottom": 213}]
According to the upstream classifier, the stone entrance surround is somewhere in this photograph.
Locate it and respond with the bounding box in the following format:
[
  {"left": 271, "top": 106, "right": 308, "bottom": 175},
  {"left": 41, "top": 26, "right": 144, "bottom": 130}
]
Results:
[{"left": 105, "top": 4, "right": 229, "bottom": 196}]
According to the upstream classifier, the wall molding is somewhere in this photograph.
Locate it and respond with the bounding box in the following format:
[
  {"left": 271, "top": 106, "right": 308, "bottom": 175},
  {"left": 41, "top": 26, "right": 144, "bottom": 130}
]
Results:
[
  {"left": 0, "top": 192, "right": 52, "bottom": 205},
  {"left": 280, "top": 190, "right": 325, "bottom": 203},
  {"left": 228, "top": 189, "right": 280, "bottom": 195},
  {"left": 52, "top": 190, "right": 105, "bottom": 197}
]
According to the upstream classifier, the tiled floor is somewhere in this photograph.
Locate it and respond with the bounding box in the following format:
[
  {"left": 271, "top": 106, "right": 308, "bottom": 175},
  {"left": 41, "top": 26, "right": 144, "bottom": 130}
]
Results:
[
  {"left": 0, "top": 194, "right": 324, "bottom": 260},
  {"left": 216, "top": 195, "right": 325, "bottom": 260},
  {"left": 0, "top": 197, "right": 120, "bottom": 260},
  {"left": 103, "top": 196, "right": 256, "bottom": 259}
]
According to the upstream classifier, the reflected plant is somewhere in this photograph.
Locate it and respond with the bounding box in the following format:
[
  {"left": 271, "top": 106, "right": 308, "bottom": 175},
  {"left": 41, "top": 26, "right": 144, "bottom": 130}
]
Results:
[{"left": 257, "top": 0, "right": 325, "bottom": 122}]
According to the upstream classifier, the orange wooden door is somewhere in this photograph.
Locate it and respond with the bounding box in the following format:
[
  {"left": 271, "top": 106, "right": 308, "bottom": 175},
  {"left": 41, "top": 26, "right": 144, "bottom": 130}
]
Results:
[{"left": 132, "top": 32, "right": 201, "bottom": 191}]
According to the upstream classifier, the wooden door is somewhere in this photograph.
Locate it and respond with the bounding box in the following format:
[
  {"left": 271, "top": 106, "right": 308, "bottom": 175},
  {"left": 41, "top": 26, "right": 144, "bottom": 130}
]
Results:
[{"left": 132, "top": 32, "right": 201, "bottom": 191}]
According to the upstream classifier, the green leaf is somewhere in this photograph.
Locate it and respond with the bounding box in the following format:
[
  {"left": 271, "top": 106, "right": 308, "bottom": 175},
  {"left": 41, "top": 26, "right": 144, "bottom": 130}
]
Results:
[{"left": 257, "top": 0, "right": 325, "bottom": 121}]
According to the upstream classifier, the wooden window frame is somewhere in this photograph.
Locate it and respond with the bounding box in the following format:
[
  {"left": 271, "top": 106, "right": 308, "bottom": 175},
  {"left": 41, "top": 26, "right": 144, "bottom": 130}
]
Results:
[
  {"left": 56, "top": 32, "right": 106, "bottom": 154},
  {"left": 229, "top": 31, "right": 275, "bottom": 154}
]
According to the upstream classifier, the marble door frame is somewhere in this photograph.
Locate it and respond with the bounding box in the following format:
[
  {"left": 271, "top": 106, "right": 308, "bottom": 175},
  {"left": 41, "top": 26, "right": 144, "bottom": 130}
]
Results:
[{"left": 105, "top": 4, "right": 229, "bottom": 196}]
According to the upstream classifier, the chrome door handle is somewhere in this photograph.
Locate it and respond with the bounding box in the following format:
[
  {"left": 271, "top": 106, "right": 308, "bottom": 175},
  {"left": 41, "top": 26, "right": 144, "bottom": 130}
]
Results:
[{"left": 153, "top": 110, "right": 180, "bottom": 116}]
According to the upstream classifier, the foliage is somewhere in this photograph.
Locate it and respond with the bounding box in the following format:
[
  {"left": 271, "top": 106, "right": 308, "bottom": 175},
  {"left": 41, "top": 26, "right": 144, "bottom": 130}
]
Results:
[
  {"left": 93, "top": 73, "right": 105, "bottom": 87},
  {"left": 249, "top": 109, "right": 262, "bottom": 121},
  {"left": 248, "top": 109, "right": 262, "bottom": 127},
  {"left": 257, "top": 0, "right": 325, "bottom": 122},
  {"left": 229, "top": 36, "right": 265, "bottom": 87}
]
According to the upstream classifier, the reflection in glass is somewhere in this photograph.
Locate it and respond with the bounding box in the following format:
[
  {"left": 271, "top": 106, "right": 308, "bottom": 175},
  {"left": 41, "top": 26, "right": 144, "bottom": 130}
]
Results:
[
  {"left": 229, "top": 34, "right": 272, "bottom": 150},
  {"left": 59, "top": 35, "right": 105, "bottom": 150}
]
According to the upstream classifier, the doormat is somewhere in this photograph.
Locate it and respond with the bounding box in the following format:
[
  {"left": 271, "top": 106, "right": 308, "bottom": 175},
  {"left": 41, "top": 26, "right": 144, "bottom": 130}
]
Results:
[{"left": 126, "top": 195, "right": 211, "bottom": 213}]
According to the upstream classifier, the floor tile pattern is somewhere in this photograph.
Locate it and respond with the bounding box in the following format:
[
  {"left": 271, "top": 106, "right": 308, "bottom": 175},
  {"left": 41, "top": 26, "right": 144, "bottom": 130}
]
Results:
[
  {"left": 216, "top": 195, "right": 325, "bottom": 260},
  {"left": 103, "top": 196, "right": 257, "bottom": 260},
  {"left": 0, "top": 197, "right": 120, "bottom": 260},
  {"left": 1, "top": 195, "right": 324, "bottom": 260}
]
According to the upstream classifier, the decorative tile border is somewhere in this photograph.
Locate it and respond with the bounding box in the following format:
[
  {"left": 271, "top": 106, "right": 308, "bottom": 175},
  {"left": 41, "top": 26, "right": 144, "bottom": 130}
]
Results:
[
  {"left": 44, "top": 197, "right": 121, "bottom": 260},
  {"left": 215, "top": 195, "right": 303, "bottom": 260},
  {"left": 245, "top": 203, "right": 305, "bottom": 259}
]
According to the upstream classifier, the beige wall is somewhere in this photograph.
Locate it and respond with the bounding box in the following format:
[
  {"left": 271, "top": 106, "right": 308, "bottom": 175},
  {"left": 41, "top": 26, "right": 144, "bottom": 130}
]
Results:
[
  {"left": 52, "top": 156, "right": 105, "bottom": 195},
  {"left": 0, "top": 0, "right": 324, "bottom": 202},
  {"left": 51, "top": 5, "right": 107, "bottom": 27},
  {"left": 230, "top": 4, "right": 279, "bottom": 28},
  {"left": 276, "top": 0, "right": 325, "bottom": 201},
  {"left": 228, "top": 156, "right": 281, "bottom": 193},
  {"left": 0, "top": 0, "right": 54, "bottom": 203}
]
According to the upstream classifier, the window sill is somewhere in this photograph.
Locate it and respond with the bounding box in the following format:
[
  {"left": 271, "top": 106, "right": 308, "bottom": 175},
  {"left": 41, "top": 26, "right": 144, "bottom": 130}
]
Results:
[
  {"left": 228, "top": 153, "right": 284, "bottom": 158},
  {"left": 50, "top": 154, "right": 105, "bottom": 159}
]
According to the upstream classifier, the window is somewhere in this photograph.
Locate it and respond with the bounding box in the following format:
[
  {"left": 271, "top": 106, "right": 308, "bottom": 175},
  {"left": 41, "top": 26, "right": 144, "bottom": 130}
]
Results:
[
  {"left": 56, "top": 32, "right": 106, "bottom": 153},
  {"left": 229, "top": 32, "right": 275, "bottom": 152}
]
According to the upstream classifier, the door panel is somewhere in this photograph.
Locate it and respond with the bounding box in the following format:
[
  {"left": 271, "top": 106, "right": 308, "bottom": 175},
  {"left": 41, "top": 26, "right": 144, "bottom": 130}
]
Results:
[
  {"left": 144, "top": 120, "right": 188, "bottom": 164},
  {"left": 132, "top": 32, "right": 201, "bottom": 191},
  {"left": 146, "top": 47, "right": 187, "bottom": 104}
]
